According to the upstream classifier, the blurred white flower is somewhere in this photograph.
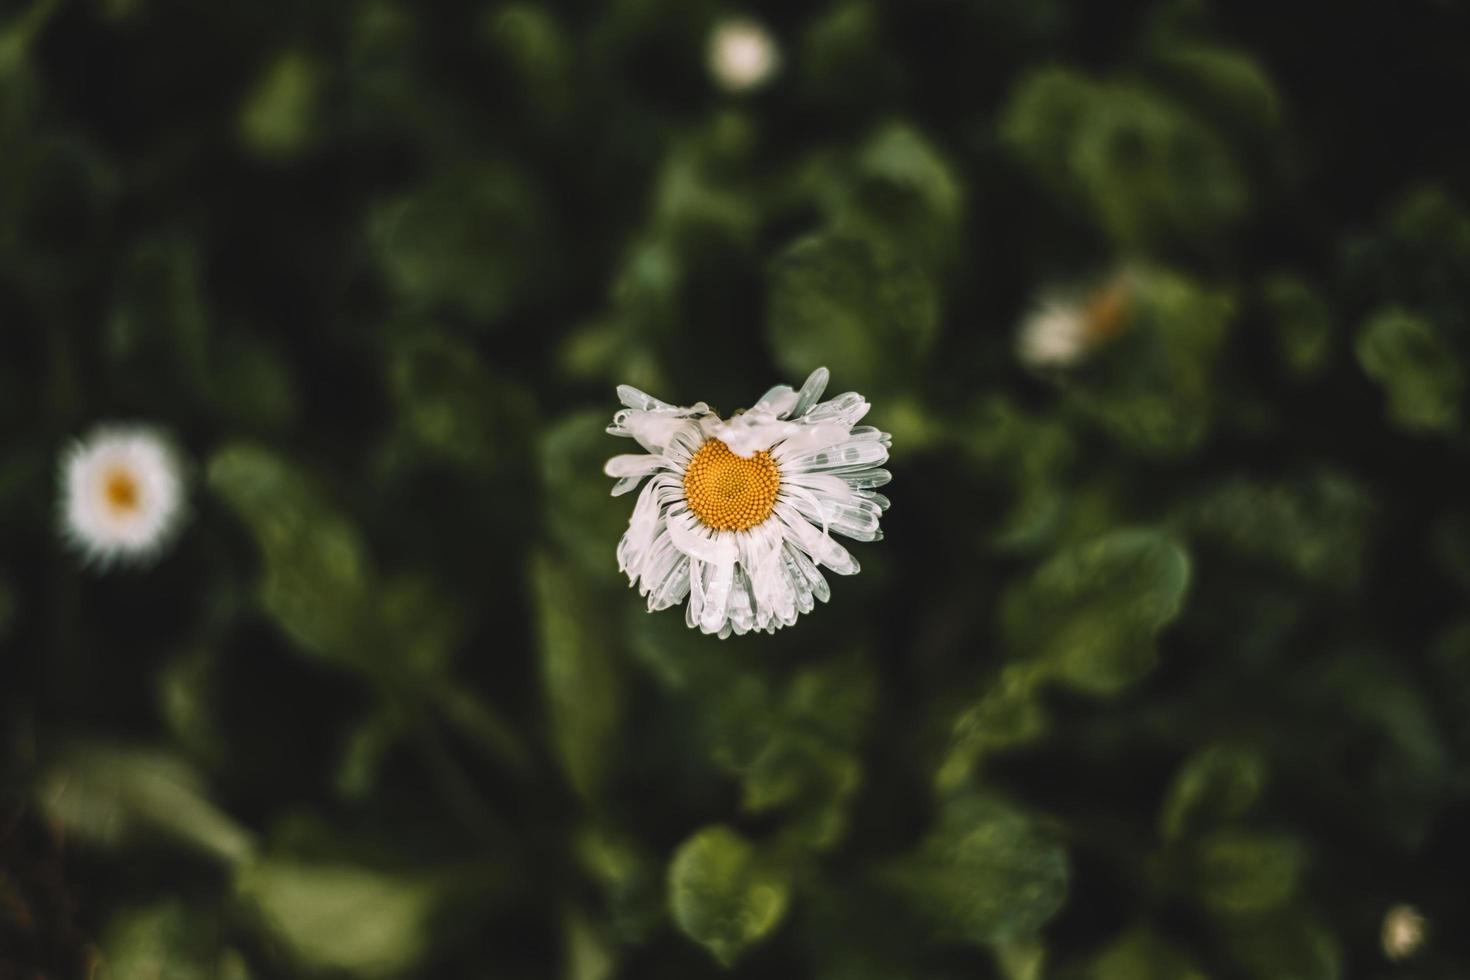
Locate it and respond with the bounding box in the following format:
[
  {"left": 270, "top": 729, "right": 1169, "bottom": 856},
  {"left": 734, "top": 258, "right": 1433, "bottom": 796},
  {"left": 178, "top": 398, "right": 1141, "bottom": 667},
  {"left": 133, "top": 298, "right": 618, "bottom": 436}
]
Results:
[
  {"left": 605, "top": 367, "right": 890, "bottom": 637},
  {"left": 60, "top": 424, "right": 187, "bottom": 568},
  {"left": 1017, "top": 272, "right": 1133, "bottom": 368},
  {"left": 707, "top": 17, "right": 779, "bottom": 94},
  {"left": 1382, "top": 904, "right": 1427, "bottom": 961}
]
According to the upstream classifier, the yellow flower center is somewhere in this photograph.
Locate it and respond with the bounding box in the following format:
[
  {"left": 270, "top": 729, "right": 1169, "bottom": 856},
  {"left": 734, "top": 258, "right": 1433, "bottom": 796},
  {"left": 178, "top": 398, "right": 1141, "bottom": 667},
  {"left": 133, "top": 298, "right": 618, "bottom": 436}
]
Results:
[
  {"left": 105, "top": 468, "right": 141, "bottom": 514},
  {"left": 683, "top": 439, "right": 780, "bottom": 531}
]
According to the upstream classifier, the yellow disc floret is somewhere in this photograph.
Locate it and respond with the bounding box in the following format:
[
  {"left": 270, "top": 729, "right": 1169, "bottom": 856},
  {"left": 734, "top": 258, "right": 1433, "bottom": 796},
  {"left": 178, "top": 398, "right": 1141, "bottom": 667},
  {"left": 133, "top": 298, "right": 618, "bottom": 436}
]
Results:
[
  {"left": 683, "top": 438, "right": 781, "bottom": 531},
  {"left": 105, "top": 468, "right": 141, "bottom": 514}
]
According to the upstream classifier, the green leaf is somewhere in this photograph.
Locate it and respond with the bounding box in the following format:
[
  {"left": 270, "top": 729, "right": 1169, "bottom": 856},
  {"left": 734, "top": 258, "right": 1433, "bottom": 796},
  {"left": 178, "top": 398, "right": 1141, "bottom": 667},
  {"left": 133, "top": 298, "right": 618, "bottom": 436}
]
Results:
[
  {"left": 234, "top": 858, "right": 441, "bottom": 978},
  {"left": 533, "top": 550, "right": 622, "bottom": 802},
  {"left": 370, "top": 162, "right": 551, "bottom": 324},
  {"left": 881, "top": 794, "right": 1068, "bottom": 946},
  {"left": 37, "top": 745, "right": 254, "bottom": 866},
  {"left": 1298, "top": 653, "right": 1449, "bottom": 848},
  {"left": 840, "top": 123, "right": 965, "bottom": 271},
  {"left": 740, "top": 731, "right": 863, "bottom": 851},
  {"left": 209, "top": 334, "right": 297, "bottom": 431},
  {"left": 1004, "top": 529, "right": 1191, "bottom": 696},
  {"left": 1355, "top": 307, "right": 1463, "bottom": 434},
  {"left": 1219, "top": 909, "right": 1342, "bottom": 980},
  {"left": 386, "top": 329, "right": 534, "bottom": 471},
  {"left": 937, "top": 663, "right": 1050, "bottom": 792},
  {"left": 668, "top": 826, "right": 790, "bottom": 966},
  {"left": 1002, "top": 69, "right": 1247, "bottom": 246},
  {"left": 1192, "top": 830, "right": 1303, "bottom": 913},
  {"left": 105, "top": 234, "right": 209, "bottom": 392},
  {"left": 577, "top": 826, "right": 665, "bottom": 943},
  {"left": 1150, "top": 42, "right": 1281, "bottom": 136},
  {"left": 1172, "top": 472, "right": 1371, "bottom": 590},
  {"left": 1261, "top": 275, "right": 1333, "bottom": 377},
  {"left": 99, "top": 900, "right": 252, "bottom": 980},
  {"left": 378, "top": 572, "right": 462, "bottom": 680},
  {"left": 208, "top": 444, "right": 373, "bottom": 667},
  {"left": 767, "top": 231, "right": 939, "bottom": 392},
  {"left": 1092, "top": 927, "right": 1207, "bottom": 980},
  {"left": 543, "top": 410, "right": 633, "bottom": 577},
  {"left": 1072, "top": 268, "right": 1234, "bottom": 458},
  {"left": 238, "top": 51, "right": 320, "bottom": 159},
  {"left": 993, "top": 940, "right": 1046, "bottom": 980},
  {"left": 1159, "top": 744, "right": 1268, "bottom": 841}
]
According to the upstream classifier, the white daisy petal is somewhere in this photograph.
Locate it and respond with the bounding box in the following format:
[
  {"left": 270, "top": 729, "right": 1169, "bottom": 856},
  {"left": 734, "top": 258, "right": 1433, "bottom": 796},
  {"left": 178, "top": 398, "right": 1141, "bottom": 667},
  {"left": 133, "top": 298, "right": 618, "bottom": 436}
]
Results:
[
  {"left": 804, "top": 391, "right": 870, "bottom": 426},
  {"left": 778, "top": 439, "right": 890, "bottom": 474},
  {"left": 604, "top": 368, "right": 888, "bottom": 636},
  {"left": 752, "top": 384, "right": 799, "bottom": 417},
  {"left": 667, "top": 510, "right": 740, "bottom": 565},
  {"left": 789, "top": 367, "right": 830, "bottom": 419},
  {"left": 699, "top": 559, "right": 737, "bottom": 634}
]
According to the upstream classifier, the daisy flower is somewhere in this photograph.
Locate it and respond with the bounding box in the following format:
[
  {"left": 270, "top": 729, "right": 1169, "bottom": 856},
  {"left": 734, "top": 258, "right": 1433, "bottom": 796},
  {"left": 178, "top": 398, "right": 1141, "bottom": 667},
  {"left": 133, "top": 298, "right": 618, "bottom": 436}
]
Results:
[
  {"left": 1382, "top": 904, "right": 1428, "bottom": 961},
  {"left": 59, "top": 424, "right": 187, "bottom": 568},
  {"left": 707, "top": 16, "right": 780, "bottom": 94},
  {"left": 1016, "top": 271, "right": 1133, "bottom": 368},
  {"left": 604, "top": 367, "right": 891, "bottom": 637}
]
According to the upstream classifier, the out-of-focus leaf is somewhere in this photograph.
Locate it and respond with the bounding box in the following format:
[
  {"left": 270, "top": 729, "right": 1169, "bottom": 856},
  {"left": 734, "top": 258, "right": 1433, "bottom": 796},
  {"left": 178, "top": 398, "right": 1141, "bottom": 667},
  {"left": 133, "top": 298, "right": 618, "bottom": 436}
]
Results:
[
  {"left": 1004, "top": 529, "right": 1191, "bottom": 696},
  {"left": 1159, "top": 744, "right": 1268, "bottom": 841},
  {"left": 386, "top": 329, "right": 534, "bottom": 471},
  {"left": 209, "top": 444, "right": 373, "bottom": 667},
  {"left": 799, "top": 0, "right": 896, "bottom": 111},
  {"left": 533, "top": 550, "right": 622, "bottom": 802},
  {"left": 963, "top": 396, "right": 1077, "bottom": 552},
  {"left": 1261, "top": 274, "right": 1333, "bottom": 377},
  {"left": 209, "top": 334, "right": 297, "bottom": 431},
  {"left": 880, "top": 793, "right": 1068, "bottom": 946},
  {"left": 106, "top": 234, "right": 209, "bottom": 392},
  {"left": 740, "top": 731, "right": 862, "bottom": 851},
  {"left": 37, "top": 746, "right": 254, "bottom": 866},
  {"left": 234, "top": 859, "right": 441, "bottom": 978},
  {"left": 370, "top": 162, "right": 551, "bottom": 324},
  {"left": 334, "top": 710, "right": 399, "bottom": 800},
  {"left": 1355, "top": 307, "right": 1463, "bottom": 434},
  {"left": 937, "top": 663, "right": 1049, "bottom": 792},
  {"left": 1192, "top": 830, "right": 1303, "bottom": 913},
  {"left": 378, "top": 572, "right": 460, "bottom": 679},
  {"left": 1092, "top": 927, "right": 1206, "bottom": 980},
  {"left": 1218, "top": 909, "right": 1342, "bottom": 980},
  {"left": 652, "top": 144, "right": 759, "bottom": 248},
  {"left": 543, "top": 410, "right": 631, "bottom": 577},
  {"left": 1172, "top": 472, "right": 1371, "bottom": 590},
  {"left": 158, "top": 647, "right": 226, "bottom": 769},
  {"left": 562, "top": 907, "right": 616, "bottom": 980},
  {"left": 577, "top": 826, "right": 665, "bottom": 943},
  {"left": 1297, "top": 653, "right": 1449, "bottom": 848},
  {"left": 782, "top": 653, "right": 877, "bottom": 748},
  {"left": 668, "top": 825, "right": 790, "bottom": 966},
  {"left": 238, "top": 51, "right": 320, "bottom": 159},
  {"left": 767, "top": 231, "right": 938, "bottom": 392},
  {"left": 485, "top": 4, "right": 573, "bottom": 124},
  {"left": 98, "top": 900, "right": 252, "bottom": 980},
  {"left": 838, "top": 123, "right": 965, "bottom": 270},
  {"left": 1003, "top": 69, "right": 1247, "bottom": 247},
  {"left": 993, "top": 940, "right": 1046, "bottom": 980},
  {"left": 1149, "top": 42, "right": 1281, "bottom": 136},
  {"left": 1072, "top": 268, "right": 1233, "bottom": 458}
]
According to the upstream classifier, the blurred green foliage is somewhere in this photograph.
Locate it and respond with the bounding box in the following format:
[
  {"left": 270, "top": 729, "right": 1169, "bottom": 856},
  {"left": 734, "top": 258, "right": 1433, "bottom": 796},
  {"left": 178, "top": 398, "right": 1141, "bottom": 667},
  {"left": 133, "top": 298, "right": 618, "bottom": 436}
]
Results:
[{"left": 5, "top": 0, "right": 1470, "bottom": 977}]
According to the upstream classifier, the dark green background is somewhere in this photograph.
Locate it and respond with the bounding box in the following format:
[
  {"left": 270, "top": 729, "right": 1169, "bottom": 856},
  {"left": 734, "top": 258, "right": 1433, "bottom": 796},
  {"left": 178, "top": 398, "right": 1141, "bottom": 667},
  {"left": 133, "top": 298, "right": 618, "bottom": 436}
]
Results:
[{"left": 4, "top": 0, "right": 1470, "bottom": 976}]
